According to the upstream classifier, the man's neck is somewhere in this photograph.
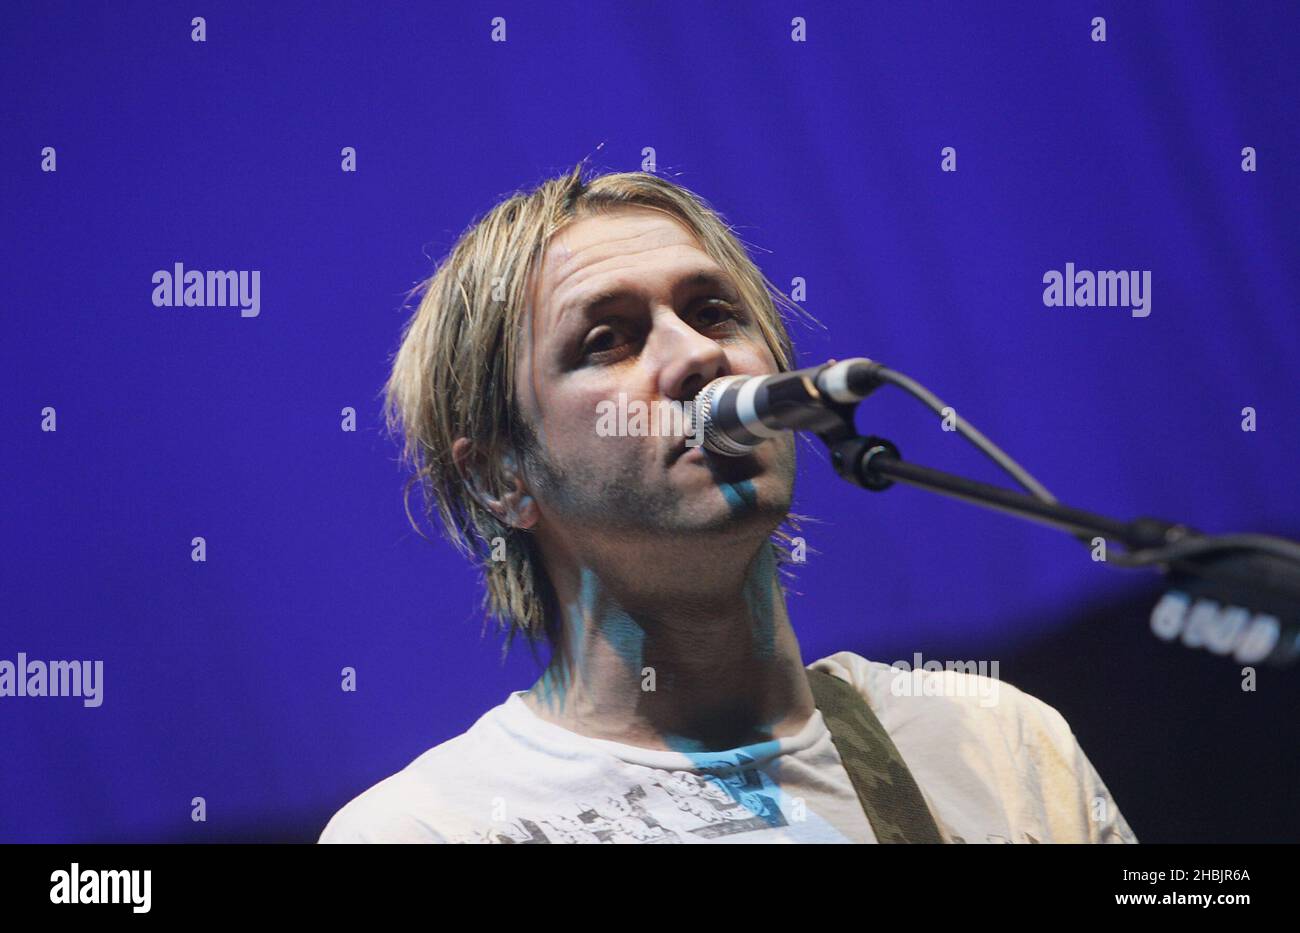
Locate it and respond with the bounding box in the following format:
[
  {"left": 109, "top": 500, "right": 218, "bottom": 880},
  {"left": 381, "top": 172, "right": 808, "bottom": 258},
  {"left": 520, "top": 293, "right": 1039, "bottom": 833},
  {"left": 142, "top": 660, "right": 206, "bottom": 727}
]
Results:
[{"left": 522, "top": 542, "right": 815, "bottom": 753}]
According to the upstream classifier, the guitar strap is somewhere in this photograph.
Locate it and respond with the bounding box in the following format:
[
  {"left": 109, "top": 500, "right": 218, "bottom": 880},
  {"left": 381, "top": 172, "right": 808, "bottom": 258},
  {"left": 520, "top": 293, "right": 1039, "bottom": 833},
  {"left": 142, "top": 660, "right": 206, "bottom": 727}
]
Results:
[{"left": 805, "top": 667, "right": 946, "bottom": 843}]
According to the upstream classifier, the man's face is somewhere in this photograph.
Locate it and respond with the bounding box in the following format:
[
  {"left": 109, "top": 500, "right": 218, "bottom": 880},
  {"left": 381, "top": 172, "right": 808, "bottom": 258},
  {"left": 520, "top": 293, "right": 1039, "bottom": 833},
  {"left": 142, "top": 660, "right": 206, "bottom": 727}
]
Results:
[{"left": 512, "top": 206, "right": 796, "bottom": 553}]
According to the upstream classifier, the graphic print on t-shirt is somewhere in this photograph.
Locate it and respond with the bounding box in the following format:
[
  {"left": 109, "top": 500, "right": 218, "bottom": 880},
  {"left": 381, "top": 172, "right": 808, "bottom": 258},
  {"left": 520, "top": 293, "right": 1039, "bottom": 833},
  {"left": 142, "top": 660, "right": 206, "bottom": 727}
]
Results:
[{"left": 452, "top": 755, "right": 792, "bottom": 844}]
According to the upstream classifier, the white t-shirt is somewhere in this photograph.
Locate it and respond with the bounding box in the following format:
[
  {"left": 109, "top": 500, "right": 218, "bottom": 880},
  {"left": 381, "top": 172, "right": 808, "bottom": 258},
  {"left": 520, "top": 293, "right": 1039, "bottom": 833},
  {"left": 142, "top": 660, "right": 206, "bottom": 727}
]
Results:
[{"left": 319, "top": 651, "right": 1138, "bottom": 844}]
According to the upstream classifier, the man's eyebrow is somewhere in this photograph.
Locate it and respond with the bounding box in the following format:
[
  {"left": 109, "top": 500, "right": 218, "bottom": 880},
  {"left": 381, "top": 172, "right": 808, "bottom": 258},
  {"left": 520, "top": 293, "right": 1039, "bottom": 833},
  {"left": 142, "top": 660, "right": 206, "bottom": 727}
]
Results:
[
  {"left": 679, "top": 270, "right": 740, "bottom": 296},
  {"left": 562, "top": 269, "right": 740, "bottom": 324}
]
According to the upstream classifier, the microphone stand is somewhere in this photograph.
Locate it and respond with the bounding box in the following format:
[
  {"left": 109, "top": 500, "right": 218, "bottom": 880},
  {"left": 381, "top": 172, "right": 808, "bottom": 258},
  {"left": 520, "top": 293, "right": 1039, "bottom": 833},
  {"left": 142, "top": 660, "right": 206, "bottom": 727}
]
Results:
[{"left": 805, "top": 405, "right": 1300, "bottom": 669}]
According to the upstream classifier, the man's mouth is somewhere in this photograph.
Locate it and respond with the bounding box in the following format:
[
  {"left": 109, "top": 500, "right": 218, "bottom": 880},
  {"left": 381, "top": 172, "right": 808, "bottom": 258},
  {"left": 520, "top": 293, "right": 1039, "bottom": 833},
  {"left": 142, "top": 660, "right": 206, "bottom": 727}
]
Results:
[
  {"left": 670, "top": 438, "right": 763, "bottom": 479},
  {"left": 669, "top": 435, "right": 712, "bottom": 464}
]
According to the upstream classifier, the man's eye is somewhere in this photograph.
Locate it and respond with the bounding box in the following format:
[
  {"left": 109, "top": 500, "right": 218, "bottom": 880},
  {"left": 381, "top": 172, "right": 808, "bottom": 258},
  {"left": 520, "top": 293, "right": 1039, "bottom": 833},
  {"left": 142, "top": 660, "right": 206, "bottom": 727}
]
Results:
[
  {"left": 580, "top": 325, "right": 629, "bottom": 359},
  {"left": 578, "top": 301, "right": 741, "bottom": 363},
  {"left": 695, "top": 299, "right": 742, "bottom": 328}
]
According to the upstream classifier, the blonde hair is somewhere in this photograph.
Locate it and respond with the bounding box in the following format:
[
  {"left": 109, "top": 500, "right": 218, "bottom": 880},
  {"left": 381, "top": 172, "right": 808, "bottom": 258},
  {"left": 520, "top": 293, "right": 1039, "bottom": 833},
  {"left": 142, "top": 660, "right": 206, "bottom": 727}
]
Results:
[{"left": 383, "top": 160, "right": 819, "bottom": 657}]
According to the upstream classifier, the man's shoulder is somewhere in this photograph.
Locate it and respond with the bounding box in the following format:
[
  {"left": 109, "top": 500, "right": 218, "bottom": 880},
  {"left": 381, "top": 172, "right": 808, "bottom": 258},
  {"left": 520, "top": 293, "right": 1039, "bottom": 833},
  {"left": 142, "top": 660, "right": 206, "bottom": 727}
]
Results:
[
  {"left": 317, "top": 708, "right": 501, "bottom": 844},
  {"left": 806, "top": 650, "right": 1078, "bottom": 757},
  {"left": 808, "top": 651, "right": 1138, "bottom": 843}
]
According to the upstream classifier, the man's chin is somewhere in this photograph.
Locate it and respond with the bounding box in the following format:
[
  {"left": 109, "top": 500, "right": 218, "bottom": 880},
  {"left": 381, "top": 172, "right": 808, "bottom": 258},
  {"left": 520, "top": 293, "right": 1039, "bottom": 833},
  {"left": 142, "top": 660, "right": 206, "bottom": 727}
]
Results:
[{"left": 680, "top": 481, "right": 793, "bottom": 538}]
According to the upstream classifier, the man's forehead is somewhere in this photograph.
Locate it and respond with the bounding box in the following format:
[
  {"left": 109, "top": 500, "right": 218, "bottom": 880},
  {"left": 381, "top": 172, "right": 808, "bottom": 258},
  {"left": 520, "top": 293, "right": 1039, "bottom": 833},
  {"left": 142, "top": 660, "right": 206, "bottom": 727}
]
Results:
[
  {"left": 546, "top": 205, "right": 693, "bottom": 266},
  {"left": 532, "top": 210, "right": 716, "bottom": 331}
]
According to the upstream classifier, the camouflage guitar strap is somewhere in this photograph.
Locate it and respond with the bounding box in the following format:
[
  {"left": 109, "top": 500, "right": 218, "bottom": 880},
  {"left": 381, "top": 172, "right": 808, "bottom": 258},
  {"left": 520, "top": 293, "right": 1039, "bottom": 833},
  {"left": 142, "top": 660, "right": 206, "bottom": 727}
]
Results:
[{"left": 805, "top": 668, "right": 946, "bottom": 843}]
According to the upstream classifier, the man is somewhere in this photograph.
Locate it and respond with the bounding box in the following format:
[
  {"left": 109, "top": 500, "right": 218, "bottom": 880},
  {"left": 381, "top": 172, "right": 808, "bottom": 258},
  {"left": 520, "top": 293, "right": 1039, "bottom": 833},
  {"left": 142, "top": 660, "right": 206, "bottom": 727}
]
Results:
[{"left": 319, "top": 162, "right": 1137, "bottom": 844}]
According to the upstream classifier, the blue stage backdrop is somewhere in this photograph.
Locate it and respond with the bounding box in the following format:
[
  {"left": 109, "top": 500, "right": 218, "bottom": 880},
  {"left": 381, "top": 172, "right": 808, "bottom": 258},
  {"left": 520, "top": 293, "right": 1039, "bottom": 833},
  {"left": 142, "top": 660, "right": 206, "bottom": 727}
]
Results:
[{"left": 2, "top": 1, "right": 1297, "bottom": 842}]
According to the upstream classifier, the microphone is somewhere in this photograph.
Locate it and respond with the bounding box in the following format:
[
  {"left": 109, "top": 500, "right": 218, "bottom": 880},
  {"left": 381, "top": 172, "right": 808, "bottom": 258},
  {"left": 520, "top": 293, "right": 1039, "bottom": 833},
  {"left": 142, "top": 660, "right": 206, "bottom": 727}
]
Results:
[{"left": 693, "top": 358, "right": 885, "bottom": 456}]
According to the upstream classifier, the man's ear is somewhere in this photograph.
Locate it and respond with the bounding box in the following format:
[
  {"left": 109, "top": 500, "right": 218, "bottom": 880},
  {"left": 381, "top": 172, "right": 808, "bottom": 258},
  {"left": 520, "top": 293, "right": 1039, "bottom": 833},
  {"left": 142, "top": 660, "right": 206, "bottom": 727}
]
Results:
[{"left": 451, "top": 437, "right": 539, "bottom": 531}]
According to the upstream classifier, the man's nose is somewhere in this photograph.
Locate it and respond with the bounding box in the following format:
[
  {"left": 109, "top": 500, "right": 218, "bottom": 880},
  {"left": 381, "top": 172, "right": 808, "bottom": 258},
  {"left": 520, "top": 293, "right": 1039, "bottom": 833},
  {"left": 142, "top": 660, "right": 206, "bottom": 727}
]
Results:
[{"left": 649, "top": 309, "right": 728, "bottom": 403}]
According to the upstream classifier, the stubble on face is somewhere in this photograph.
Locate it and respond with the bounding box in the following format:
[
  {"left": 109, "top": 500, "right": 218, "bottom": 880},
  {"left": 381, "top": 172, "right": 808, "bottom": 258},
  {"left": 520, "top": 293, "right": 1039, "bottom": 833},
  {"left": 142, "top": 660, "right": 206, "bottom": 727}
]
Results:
[{"left": 518, "top": 414, "right": 796, "bottom": 543}]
